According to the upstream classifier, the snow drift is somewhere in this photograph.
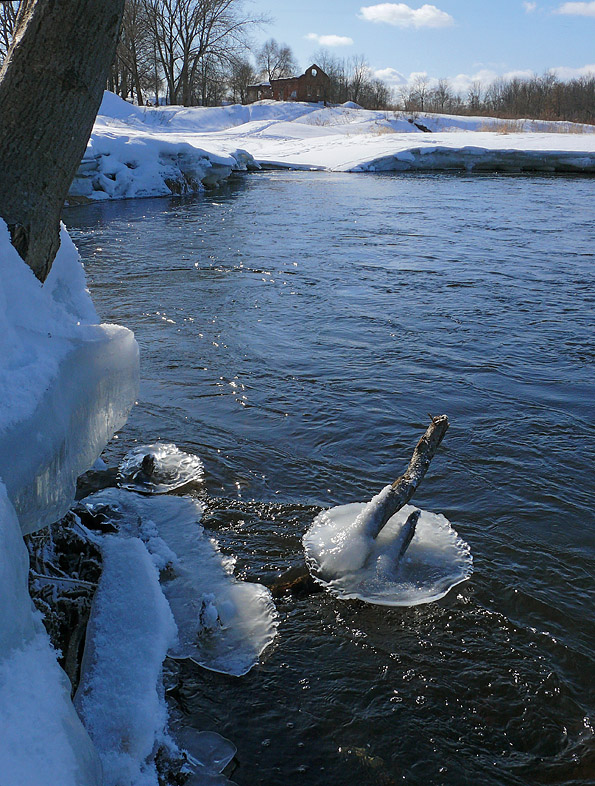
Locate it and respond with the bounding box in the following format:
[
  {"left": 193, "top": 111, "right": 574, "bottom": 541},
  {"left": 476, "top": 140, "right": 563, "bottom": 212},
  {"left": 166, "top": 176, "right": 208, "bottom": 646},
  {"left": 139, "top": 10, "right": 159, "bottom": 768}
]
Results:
[{"left": 69, "top": 92, "right": 595, "bottom": 202}]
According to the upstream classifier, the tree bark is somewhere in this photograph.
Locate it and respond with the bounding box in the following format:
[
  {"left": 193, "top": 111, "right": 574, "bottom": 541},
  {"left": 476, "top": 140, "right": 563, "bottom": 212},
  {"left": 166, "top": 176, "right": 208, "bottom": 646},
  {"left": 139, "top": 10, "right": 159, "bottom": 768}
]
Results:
[{"left": 0, "top": 0, "right": 125, "bottom": 281}]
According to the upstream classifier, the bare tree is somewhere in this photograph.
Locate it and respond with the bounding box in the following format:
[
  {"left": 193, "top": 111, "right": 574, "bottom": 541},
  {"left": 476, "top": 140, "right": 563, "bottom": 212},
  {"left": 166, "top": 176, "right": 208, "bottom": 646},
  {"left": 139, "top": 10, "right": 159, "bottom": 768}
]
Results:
[
  {"left": 145, "top": 0, "right": 262, "bottom": 105},
  {"left": 410, "top": 74, "right": 430, "bottom": 112},
  {"left": 0, "top": 0, "right": 19, "bottom": 60},
  {"left": 430, "top": 78, "right": 453, "bottom": 113},
  {"left": 229, "top": 56, "right": 256, "bottom": 103},
  {"left": 347, "top": 55, "right": 370, "bottom": 105},
  {"left": 467, "top": 80, "right": 482, "bottom": 113},
  {"left": 110, "top": 0, "right": 154, "bottom": 104},
  {"left": 256, "top": 38, "right": 297, "bottom": 81},
  {"left": 0, "top": 0, "right": 125, "bottom": 281}
]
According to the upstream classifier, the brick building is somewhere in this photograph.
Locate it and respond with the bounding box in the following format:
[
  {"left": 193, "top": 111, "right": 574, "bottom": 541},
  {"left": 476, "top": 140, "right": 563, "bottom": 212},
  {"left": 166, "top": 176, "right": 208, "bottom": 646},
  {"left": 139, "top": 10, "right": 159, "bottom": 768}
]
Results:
[{"left": 246, "top": 65, "right": 330, "bottom": 104}]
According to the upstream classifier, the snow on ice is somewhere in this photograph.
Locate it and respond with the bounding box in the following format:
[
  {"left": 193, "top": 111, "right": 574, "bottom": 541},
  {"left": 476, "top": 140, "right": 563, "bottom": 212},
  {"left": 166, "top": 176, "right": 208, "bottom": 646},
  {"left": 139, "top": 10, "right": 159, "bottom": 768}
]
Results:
[
  {"left": 0, "top": 483, "right": 103, "bottom": 786},
  {"left": 303, "top": 492, "right": 473, "bottom": 607},
  {"left": 0, "top": 220, "right": 139, "bottom": 535},
  {"left": 0, "top": 220, "right": 139, "bottom": 785},
  {"left": 79, "top": 488, "right": 279, "bottom": 677},
  {"left": 75, "top": 536, "right": 177, "bottom": 786},
  {"left": 70, "top": 92, "right": 595, "bottom": 202}
]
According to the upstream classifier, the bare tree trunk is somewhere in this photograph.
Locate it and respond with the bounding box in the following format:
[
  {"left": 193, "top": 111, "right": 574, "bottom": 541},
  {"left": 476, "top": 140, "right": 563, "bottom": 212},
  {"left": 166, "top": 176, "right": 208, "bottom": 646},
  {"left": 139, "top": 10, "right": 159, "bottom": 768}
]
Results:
[{"left": 0, "top": 0, "right": 125, "bottom": 282}]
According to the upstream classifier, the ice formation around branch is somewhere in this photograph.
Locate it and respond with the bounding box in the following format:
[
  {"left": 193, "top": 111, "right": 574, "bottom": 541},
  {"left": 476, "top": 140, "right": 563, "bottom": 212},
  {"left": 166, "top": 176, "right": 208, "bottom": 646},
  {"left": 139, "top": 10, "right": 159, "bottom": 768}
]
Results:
[
  {"left": 118, "top": 442, "right": 205, "bottom": 494},
  {"left": 80, "top": 488, "right": 278, "bottom": 677},
  {"left": 303, "top": 492, "right": 472, "bottom": 606},
  {"left": 71, "top": 91, "right": 595, "bottom": 202}
]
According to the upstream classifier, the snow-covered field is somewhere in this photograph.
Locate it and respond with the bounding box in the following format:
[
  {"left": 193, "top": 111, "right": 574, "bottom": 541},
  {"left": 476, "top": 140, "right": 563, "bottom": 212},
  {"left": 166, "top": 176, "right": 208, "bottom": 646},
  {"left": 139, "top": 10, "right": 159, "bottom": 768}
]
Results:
[{"left": 70, "top": 92, "right": 595, "bottom": 201}]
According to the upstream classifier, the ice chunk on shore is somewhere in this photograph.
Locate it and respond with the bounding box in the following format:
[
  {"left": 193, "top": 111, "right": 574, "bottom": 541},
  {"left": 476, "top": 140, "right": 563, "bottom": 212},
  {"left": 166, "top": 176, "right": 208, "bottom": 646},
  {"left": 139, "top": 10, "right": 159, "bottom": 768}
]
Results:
[
  {"left": 80, "top": 489, "right": 278, "bottom": 676},
  {"left": 304, "top": 500, "right": 472, "bottom": 606},
  {"left": 118, "top": 442, "right": 205, "bottom": 494},
  {"left": 76, "top": 535, "right": 177, "bottom": 786},
  {"left": 0, "top": 484, "right": 102, "bottom": 785}
]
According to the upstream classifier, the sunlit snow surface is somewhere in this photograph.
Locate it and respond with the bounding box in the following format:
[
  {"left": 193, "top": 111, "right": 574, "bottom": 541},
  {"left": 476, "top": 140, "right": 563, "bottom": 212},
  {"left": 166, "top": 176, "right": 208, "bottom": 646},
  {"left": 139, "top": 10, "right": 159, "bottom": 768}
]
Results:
[
  {"left": 118, "top": 442, "right": 205, "bottom": 494},
  {"left": 80, "top": 489, "right": 278, "bottom": 676},
  {"left": 304, "top": 500, "right": 472, "bottom": 606},
  {"left": 72, "top": 91, "right": 595, "bottom": 203}
]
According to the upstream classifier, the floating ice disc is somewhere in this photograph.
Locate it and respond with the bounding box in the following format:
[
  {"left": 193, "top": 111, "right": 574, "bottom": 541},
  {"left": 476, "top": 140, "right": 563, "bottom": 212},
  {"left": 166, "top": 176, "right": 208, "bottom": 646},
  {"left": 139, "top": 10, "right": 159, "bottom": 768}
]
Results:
[
  {"left": 117, "top": 442, "right": 204, "bottom": 494},
  {"left": 303, "top": 501, "right": 472, "bottom": 607}
]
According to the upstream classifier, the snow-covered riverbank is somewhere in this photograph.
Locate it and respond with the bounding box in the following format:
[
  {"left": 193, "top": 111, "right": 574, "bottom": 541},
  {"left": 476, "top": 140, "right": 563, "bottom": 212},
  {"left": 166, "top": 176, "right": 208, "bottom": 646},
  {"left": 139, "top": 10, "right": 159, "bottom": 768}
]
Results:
[
  {"left": 0, "top": 222, "right": 138, "bottom": 784},
  {"left": 70, "top": 92, "right": 595, "bottom": 201}
]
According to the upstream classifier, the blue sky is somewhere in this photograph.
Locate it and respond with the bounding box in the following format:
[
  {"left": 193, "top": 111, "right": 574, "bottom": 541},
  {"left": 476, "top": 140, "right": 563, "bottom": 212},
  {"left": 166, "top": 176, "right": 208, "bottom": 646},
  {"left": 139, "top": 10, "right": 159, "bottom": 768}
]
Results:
[{"left": 248, "top": 1, "right": 595, "bottom": 91}]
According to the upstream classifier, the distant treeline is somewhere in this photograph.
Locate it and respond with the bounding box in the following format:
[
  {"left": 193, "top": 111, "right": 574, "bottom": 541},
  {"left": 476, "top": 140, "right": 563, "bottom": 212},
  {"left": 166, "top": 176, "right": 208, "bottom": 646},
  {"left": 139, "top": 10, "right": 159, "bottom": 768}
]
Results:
[
  {"left": 1, "top": 0, "right": 592, "bottom": 122},
  {"left": 399, "top": 73, "right": 595, "bottom": 125}
]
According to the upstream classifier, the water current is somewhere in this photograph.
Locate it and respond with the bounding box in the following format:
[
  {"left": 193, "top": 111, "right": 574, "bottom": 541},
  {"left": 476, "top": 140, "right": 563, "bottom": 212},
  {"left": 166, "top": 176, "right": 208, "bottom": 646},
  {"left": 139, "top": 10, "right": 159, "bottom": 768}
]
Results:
[{"left": 65, "top": 171, "right": 595, "bottom": 786}]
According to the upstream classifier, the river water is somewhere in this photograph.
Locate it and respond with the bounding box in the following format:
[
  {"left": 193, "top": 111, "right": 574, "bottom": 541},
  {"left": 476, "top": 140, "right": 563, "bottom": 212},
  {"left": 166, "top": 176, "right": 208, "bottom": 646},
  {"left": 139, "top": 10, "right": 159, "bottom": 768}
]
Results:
[{"left": 65, "top": 171, "right": 595, "bottom": 786}]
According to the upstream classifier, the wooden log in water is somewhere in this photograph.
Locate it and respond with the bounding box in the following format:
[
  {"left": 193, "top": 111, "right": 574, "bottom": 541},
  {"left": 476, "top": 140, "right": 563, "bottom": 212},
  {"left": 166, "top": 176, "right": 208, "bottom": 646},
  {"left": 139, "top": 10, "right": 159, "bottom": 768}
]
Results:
[
  {"left": 387, "top": 414, "right": 449, "bottom": 523},
  {"left": 360, "top": 415, "right": 450, "bottom": 541}
]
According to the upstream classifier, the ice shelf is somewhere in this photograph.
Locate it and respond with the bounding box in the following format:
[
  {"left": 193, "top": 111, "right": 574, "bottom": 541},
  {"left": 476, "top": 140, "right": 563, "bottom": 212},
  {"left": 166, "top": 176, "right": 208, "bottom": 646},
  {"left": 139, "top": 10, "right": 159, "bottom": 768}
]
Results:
[
  {"left": 80, "top": 489, "right": 279, "bottom": 677},
  {"left": 0, "top": 219, "right": 140, "bottom": 784},
  {"left": 0, "top": 221, "right": 139, "bottom": 535}
]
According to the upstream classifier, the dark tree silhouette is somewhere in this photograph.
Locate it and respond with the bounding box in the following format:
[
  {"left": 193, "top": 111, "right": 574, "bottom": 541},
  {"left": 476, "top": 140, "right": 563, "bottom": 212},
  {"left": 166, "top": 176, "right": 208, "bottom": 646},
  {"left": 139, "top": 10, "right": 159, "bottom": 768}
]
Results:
[{"left": 0, "top": 0, "right": 125, "bottom": 281}]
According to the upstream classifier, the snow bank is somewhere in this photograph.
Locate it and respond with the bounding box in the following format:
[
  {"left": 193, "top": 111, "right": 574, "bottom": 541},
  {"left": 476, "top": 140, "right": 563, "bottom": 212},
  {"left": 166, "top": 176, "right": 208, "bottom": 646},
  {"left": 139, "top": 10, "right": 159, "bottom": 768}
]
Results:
[
  {"left": 74, "top": 93, "right": 595, "bottom": 195},
  {"left": 0, "top": 220, "right": 139, "bottom": 535},
  {"left": 0, "top": 220, "right": 140, "bottom": 783},
  {"left": 303, "top": 496, "right": 472, "bottom": 607},
  {"left": 69, "top": 93, "right": 258, "bottom": 202},
  {"left": 0, "top": 483, "right": 102, "bottom": 786},
  {"left": 80, "top": 488, "right": 278, "bottom": 676},
  {"left": 76, "top": 536, "right": 177, "bottom": 786}
]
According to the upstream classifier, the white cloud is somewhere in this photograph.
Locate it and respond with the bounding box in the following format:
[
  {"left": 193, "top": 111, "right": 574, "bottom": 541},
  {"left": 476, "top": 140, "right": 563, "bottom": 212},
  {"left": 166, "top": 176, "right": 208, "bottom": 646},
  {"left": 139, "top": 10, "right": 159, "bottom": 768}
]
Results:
[
  {"left": 523, "top": 2, "right": 537, "bottom": 12},
  {"left": 306, "top": 33, "right": 354, "bottom": 47},
  {"left": 374, "top": 67, "right": 409, "bottom": 86},
  {"left": 359, "top": 3, "right": 454, "bottom": 28},
  {"left": 555, "top": 1, "right": 595, "bottom": 15},
  {"left": 549, "top": 63, "right": 595, "bottom": 78},
  {"left": 373, "top": 64, "right": 595, "bottom": 94}
]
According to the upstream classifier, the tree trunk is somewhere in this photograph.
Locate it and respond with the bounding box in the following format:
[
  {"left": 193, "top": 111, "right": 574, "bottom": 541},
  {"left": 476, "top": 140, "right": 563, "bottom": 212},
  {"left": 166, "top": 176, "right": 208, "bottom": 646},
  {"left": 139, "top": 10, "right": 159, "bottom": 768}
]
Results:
[{"left": 0, "top": 0, "right": 125, "bottom": 282}]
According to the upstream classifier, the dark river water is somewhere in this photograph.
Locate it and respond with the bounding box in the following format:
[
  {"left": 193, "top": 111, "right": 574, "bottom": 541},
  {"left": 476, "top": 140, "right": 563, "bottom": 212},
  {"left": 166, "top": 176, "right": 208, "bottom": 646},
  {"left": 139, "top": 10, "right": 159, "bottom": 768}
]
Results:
[{"left": 65, "top": 171, "right": 595, "bottom": 786}]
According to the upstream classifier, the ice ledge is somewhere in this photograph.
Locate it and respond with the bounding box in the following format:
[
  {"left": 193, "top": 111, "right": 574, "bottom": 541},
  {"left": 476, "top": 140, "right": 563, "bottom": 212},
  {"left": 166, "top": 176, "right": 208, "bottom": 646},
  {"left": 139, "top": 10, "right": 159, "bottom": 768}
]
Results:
[{"left": 0, "top": 325, "right": 139, "bottom": 535}]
